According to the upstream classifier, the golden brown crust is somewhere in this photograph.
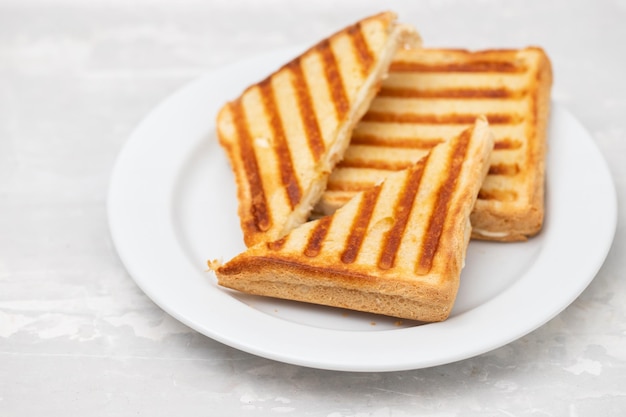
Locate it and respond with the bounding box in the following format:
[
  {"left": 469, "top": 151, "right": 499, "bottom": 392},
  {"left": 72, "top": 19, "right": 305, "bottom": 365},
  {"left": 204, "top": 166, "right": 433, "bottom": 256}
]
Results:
[
  {"left": 216, "top": 12, "right": 420, "bottom": 247},
  {"left": 214, "top": 119, "right": 493, "bottom": 322},
  {"left": 217, "top": 262, "right": 456, "bottom": 322}
]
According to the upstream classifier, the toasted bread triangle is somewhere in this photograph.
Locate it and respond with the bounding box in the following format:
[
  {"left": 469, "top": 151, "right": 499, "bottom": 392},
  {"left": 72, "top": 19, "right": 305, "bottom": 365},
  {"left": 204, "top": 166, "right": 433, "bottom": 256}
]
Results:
[
  {"left": 213, "top": 118, "right": 494, "bottom": 322},
  {"left": 315, "top": 47, "right": 552, "bottom": 241},
  {"left": 216, "top": 12, "right": 420, "bottom": 247}
]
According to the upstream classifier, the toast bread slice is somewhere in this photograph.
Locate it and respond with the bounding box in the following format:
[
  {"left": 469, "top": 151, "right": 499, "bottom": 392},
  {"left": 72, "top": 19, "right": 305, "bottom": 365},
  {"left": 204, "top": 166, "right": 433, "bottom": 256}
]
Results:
[
  {"left": 216, "top": 12, "right": 420, "bottom": 247},
  {"left": 213, "top": 118, "right": 494, "bottom": 322},
  {"left": 316, "top": 47, "right": 552, "bottom": 241}
]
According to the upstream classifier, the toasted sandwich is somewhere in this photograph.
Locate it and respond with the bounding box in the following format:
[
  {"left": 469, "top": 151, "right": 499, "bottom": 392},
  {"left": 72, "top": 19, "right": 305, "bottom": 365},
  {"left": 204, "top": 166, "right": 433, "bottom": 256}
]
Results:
[
  {"left": 315, "top": 47, "right": 552, "bottom": 241},
  {"left": 216, "top": 12, "right": 420, "bottom": 247},
  {"left": 212, "top": 118, "right": 494, "bottom": 322}
]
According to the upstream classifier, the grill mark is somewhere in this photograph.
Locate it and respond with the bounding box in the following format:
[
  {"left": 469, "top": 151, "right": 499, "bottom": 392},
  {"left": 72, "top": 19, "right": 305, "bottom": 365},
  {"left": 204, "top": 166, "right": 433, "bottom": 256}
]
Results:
[
  {"left": 378, "top": 157, "right": 428, "bottom": 270},
  {"left": 378, "top": 87, "right": 527, "bottom": 99},
  {"left": 258, "top": 79, "right": 302, "bottom": 208},
  {"left": 488, "top": 163, "right": 520, "bottom": 176},
  {"left": 351, "top": 134, "right": 444, "bottom": 149},
  {"left": 494, "top": 138, "right": 522, "bottom": 150},
  {"left": 267, "top": 237, "right": 287, "bottom": 251},
  {"left": 286, "top": 59, "right": 325, "bottom": 161},
  {"left": 304, "top": 216, "right": 333, "bottom": 257},
  {"left": 389, "top": 61, "right": 527, "bottom": 73},
  {"left": 362, "top": 112, "right": 522, "bottom": 125},
  {"left": 317, "top": 39, "right": 350, "bottom": 119},
  {"left": 341, "top": 186, "right": 383, "bottom": 264},
  {"left": 352, "top": 134, "right": 520, "bottom": 151},
  {"left": 337, "top": 158, "right": 415, "bottom": 171},
  {"left": 478, "top": 189, "right": 518, "bottom": 202},
  {"left": 327, "top": 180, "right": 379, "bottom": 192},
  {"left": 417, "top": 128, "right": 472, "bottom": 274},
  {"left": 347, "top": 22, "right": 375, "bottom": 76},
  {"left": 230, "top": 100, "right": 271, "bottom": 232}
]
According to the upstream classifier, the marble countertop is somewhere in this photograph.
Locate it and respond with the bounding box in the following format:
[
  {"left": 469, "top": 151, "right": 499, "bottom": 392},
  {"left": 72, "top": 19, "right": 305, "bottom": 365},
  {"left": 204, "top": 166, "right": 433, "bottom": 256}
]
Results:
[{"left": 1, "top": 0, "right": 625, "bottom": 415}]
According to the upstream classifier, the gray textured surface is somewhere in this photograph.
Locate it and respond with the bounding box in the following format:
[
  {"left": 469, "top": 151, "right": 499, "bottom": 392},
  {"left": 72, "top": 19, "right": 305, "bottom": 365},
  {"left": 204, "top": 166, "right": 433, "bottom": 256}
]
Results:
[{"left": 1, "top": 0, "right": 625, "bottom": 415}]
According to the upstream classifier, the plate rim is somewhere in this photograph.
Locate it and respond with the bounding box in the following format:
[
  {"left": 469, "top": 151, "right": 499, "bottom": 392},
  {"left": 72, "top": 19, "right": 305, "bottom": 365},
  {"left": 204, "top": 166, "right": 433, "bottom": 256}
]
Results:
[{"left": 107, "top": 48, "right": 618, "bottom": 372}]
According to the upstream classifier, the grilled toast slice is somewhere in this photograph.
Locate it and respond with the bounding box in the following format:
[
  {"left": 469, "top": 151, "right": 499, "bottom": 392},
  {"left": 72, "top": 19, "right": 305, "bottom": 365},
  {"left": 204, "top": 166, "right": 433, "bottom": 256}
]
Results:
[
  {"left": 216, "top": 12, "right": 420, "bottom": 247},
  {"left": 316, "top": 47, "right": 552, "bottom": 241},
  {"left": 212, "top": 118, "right": 494, "bottom": 322}
]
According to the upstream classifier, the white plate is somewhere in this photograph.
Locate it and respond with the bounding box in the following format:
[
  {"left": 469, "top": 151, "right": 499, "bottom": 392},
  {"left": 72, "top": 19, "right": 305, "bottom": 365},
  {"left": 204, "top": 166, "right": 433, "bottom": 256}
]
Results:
[{"left": 108, "top": 48, "right": 617, "bottom": 372}]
